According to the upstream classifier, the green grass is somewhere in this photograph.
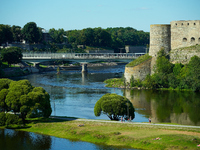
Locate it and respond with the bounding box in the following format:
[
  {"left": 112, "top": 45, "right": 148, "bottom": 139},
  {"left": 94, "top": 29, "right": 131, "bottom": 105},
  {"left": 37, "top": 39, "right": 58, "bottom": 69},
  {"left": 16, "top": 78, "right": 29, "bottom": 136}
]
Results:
[
  {"left": 4, "top": 117, "right": 198, "bottom": 150},
  {"left": 174, "top": 44, "right": 200, "bottom": 51},
  {"left": 104, "top": 78, "right": 124, "bottom": 88},
  {"left": 126, "top": 54, "right": 152, "bottom": 67}
]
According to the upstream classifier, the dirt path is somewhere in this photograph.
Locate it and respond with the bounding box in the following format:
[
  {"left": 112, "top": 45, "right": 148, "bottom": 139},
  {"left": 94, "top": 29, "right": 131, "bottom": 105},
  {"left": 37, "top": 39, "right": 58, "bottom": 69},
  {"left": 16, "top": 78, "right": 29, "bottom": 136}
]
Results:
[{"left": 50, "top": 116, "right": 200, "bottom": 129}]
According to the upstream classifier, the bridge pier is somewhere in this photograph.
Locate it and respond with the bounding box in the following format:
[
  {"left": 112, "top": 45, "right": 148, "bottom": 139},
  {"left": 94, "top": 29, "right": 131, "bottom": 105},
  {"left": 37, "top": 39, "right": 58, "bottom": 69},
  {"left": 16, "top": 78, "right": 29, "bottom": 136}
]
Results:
[{"left": 81, "top": 63, "right": 88, "bottom": 73}]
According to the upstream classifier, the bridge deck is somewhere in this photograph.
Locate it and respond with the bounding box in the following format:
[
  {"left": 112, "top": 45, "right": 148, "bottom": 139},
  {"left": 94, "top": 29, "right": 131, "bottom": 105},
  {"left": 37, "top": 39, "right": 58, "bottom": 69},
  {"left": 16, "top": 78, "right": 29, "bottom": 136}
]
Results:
[{"left": 22, "top": 53, "right": 145, "bottom": 60}]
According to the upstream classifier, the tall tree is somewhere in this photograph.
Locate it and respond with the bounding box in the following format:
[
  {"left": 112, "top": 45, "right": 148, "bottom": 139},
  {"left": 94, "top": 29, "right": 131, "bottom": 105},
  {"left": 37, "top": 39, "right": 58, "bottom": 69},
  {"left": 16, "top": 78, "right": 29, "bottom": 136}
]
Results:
[
  {"left": 11, "top": 25, "right": 22, "bottom": 42},
  {"left": 1, "top": 47, "right": 22, "bottom": 67},
  {"left": 49, "top": 28, "right": 66, "bottom": 43},
  {"left": 0, "top": 24, "right": 13, "bottom": 45},
  {"left": 22, "top": 22, "right": 42, "bottom": 43},
  {"left": 94, "top": 93, "right": 135, "bottom": 121},
  {"left": 0, "top": 79, "right": 52, "bottom": 125}
]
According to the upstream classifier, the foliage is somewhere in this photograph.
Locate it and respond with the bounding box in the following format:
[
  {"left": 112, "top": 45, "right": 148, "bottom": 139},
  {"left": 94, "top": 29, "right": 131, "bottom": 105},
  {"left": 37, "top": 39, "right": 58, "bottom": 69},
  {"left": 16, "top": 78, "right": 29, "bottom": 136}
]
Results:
[
  {"left": 94, "top": 93, "right": 135, "bottom": 121},
  {"left": 126, "top": 54, "right": 152, "bottom": 67},
  {"left": 0, "top": 112, "right": 6, "bottom": 126},
  {"left": 104, "top": 78, "right": 124, "bottom": 88},
  {"left": 0, "top": 78, "right": 12, "bottom": 91},
  {"left": 66, "top": 27, "right": 149, "bottom": 50},
  {"left": 11, "top": 25, "right": 22, "bottom": 42},
  {"left": 1, "top": 22, "right": 149, "bottom": 51},
  {"left": 5, "top": 113, "right": 20, "bottom": 126},
  {"left": 0, "top": 47, "right": 22, "bottom": 67},
  {"left": 0, "top": 24, "right": 13, "bottom": 45},
  {"left": 142, "top": 74, "right": 157, "bottom": 89},
  {"left": 147, "top": 49, "right": 200, "bottom": 91},
  {"left": 22, "top": 22, "right": 42, "bottom": 43},
  {"left": 49, "top": 28, "right": 67, "bottom": 43},
  {"left": 0, "top": 79, "right": 52, "bottom": 125}
]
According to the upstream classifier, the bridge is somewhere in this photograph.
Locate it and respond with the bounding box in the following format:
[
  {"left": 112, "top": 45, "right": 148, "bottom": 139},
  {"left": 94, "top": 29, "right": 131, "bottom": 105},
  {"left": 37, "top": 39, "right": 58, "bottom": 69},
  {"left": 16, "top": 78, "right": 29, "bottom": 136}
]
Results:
[{"left": 22, "top": 52, "right": 145, "bottom": 72}]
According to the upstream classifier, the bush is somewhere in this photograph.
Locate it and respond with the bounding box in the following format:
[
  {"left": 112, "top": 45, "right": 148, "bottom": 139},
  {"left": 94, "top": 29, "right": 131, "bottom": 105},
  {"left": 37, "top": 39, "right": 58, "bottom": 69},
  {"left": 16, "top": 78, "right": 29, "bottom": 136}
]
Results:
[
  {"left": 126, "top": 54, "right": 152, "bottom": 67},
  {"left": 5, "top": 113, "right": 20, "bottom": 126},
  {"left": 0, "top": 112, "right": 6, "bottom": 126}
]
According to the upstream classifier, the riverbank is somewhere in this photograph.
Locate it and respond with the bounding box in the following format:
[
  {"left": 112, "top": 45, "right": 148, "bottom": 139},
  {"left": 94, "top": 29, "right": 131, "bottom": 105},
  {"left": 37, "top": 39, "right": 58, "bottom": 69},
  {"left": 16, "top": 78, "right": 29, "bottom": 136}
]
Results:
[{"left": 16, "top": 117, "right": 200, "bottom": 150}]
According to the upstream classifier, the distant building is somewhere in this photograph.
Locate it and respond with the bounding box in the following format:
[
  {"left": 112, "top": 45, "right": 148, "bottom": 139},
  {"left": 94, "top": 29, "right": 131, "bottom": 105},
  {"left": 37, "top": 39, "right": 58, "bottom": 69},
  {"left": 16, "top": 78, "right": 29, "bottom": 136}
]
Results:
[
  {"left": 125, "top": 46, "right": 147, "bottom": 53},
  {"left": 42, "top": 29, "right": 53, "bottom": 43}
]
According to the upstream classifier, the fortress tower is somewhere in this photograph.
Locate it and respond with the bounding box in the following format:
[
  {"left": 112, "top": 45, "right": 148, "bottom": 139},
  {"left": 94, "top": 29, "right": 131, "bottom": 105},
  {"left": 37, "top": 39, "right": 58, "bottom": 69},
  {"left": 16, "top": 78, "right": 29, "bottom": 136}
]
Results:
[
  {"left": 149, "top": 20, "right": 200, "bottom": 57},
  {"left": 149, "top": 24, "right": 171, "bottom": 57},
  {"left": 171, "top": 20, "right": 200, "bottom": 50}
]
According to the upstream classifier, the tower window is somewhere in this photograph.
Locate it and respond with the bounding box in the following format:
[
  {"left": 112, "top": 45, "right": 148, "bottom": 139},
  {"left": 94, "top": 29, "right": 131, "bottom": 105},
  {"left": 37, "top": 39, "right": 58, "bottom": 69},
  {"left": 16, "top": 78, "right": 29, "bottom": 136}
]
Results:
[
  {"left": 194, "top": 23, "right": 196, "bottom": 25},
  {"left": 181, "top": 23, "right": 183, "bottom": 25},
  {"left": 191, "top": 37, "right": 195, "bottom": 42},
  {"left": 198, "top": 37, "right": 200, "bottom": 42},
  {"left": 175, "top": 23, "right": 177, "bottom": 26},
  {"left": 183, "top": 38, "right": 187, "bottom": 42},
  {"left": 187, "top": 23, "right": 189, "bottom": 25}
]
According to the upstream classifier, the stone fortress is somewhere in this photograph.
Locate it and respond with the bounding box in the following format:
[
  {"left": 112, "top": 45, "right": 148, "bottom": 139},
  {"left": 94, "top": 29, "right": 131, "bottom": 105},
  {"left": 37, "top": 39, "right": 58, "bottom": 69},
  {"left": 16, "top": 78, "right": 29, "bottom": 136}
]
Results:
[
  {"left": 149, "top": 20, "right": 200, "bottom": 57},
  {"left": 125, "top": 20, "right": 200, "bottom": 82}
]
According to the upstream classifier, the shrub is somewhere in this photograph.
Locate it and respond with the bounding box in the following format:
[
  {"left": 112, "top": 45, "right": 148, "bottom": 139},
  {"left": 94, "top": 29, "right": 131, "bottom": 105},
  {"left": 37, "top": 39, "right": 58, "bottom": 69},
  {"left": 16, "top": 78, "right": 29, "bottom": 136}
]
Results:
[
  {"left": 5, "top": 113, "right": 20, "bottom": 126},
  {"left": 0, "top": 112, "right": 6, "bottom": 126},
  {"left": 126, "top": 54, "right": 152, "bottom": 67}
]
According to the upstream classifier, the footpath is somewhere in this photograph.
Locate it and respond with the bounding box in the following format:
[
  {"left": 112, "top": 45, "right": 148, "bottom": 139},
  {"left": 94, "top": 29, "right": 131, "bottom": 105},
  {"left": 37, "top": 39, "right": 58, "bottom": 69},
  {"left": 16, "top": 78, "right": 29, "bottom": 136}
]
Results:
[{"left": 50, "top": 116, "right": 200, "bottom": 129}]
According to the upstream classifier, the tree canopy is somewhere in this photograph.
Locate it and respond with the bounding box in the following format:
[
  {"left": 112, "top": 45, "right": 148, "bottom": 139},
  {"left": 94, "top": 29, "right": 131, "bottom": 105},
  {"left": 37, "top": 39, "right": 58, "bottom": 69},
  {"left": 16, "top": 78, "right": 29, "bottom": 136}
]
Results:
[
  {"left": 0, "top": 47, "right": 22, "bottom": 67},
  {"left": 137, "top": 49, "right": 200, "bottom": 91},
  {"left": 0, "top": 24, "right": 13, "bottom": 45},
  {"left": 0, "top": 79, "right": 52, "bottom": 125},
  {"left": 66, "top": 27, "right": 149, "bottom": 50},
  {"left": 94, "top": 93, "right": 135, "bottom": 121},
  {"left": 22, "top": 22, "right": 42, "bottom": 43}
]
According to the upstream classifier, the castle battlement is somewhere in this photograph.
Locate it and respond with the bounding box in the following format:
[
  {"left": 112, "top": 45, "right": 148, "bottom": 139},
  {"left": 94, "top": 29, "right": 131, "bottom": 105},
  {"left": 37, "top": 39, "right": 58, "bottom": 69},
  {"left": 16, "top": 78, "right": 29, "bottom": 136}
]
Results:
[{"left": 149, "top": 20, "right": 200, "bottom": 57}]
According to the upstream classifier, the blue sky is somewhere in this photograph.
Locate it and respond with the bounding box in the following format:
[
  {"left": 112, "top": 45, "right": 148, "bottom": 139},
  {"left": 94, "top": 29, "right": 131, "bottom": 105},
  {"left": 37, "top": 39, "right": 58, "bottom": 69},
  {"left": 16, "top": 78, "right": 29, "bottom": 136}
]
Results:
[{"left": 0, "top": 0, "right": 199, "bottom": 32}]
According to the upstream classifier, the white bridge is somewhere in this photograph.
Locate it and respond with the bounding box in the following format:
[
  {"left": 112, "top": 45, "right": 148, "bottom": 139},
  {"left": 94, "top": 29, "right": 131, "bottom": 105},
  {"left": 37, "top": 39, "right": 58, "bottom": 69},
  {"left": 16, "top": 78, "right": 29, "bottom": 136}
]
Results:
[
  {"left": 22, "top": 52, "right": 145, "bottom": 63},
  {"left": 22, "top": 52, "right": 145, "bottom": 72}
]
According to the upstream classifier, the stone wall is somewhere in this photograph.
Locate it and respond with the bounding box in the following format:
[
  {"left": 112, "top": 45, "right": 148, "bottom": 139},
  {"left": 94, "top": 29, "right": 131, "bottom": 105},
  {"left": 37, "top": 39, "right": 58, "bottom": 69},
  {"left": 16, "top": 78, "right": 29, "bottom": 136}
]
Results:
[
  {"left": 171, "top": 20, "right": 200, "bottom": 50},
  {"left": 124, "top": 58, "right": 152, "bottom": 82},
  {"left": 149, "top": 24, "right": 171, "bottom": 57},
  {"left": 170, "top": 47, "right": 200, "bottom": 64}
]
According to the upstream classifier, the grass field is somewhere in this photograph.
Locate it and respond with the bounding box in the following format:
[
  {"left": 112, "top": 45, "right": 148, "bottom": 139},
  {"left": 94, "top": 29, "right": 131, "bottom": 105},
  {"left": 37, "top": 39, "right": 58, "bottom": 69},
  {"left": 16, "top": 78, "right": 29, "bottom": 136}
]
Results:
[{"left": 16, "top": 118, "right": 200, "bottom": 150}]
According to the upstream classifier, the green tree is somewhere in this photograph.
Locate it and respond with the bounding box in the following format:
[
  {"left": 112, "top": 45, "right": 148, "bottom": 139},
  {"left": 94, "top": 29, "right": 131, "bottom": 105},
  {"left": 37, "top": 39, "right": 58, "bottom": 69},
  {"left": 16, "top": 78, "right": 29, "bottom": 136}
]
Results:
[
  {"left": 5, "top": 113, "right": 20, "bottom": 127},
  {"left": 22, "top": 22, "right": 42, "bottom": 43},
  {"left": 11, "top": 25, "right": 22, "bottom": 42},
  {"left": 0, "top": 24, "right": 13, "bottom": 45},
  {"left": 80, "top": 28, "right": 94, "bottom": 46},
  {"left": 0, "top": 79, "right": 52, "bottom": 125},
  {"left": 0, "top": 89, "right": 9, "bottom": 112},
  {"left": 49, "top": 28, "right": 66, "bottom": 43},
  {"left": 0, "top": 78, "right": 12, "bottom": 91},
  {"left": 94, "top": 28, "right": 111, "bottom": 47},
  {"left": 0, "top": 112, "right": 6, "bottom": 126},
  {"left": 1, "top": 47, "right": 22, "bottom": 67},
  {"left": 143, "top": 74, "right": 156, "bottom": 89},
  {"left": 94, "top": 93, "right": 135, "bottom": 121},
  {"left": 187, "top": 56, "right": 200, "bottom": 91},
  {"left": 153, "top": 49, "right": 174, "bottom": 88}
]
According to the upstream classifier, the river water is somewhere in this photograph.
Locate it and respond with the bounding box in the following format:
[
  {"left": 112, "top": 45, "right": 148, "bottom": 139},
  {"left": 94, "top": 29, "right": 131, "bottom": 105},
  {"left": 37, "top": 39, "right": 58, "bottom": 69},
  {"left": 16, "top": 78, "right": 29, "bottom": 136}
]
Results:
[{"left": 2, "top": 64, "right": 200, "bottom": 150}]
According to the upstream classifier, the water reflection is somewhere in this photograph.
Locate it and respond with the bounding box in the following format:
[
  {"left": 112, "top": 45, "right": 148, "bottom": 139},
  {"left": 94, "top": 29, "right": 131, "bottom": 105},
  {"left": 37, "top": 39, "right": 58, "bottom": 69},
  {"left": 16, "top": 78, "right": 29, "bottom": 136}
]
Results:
[
  {"left": 0, "top": 129, "right": 136, "bottom": 150},
  {"left": 12, "top": 65, "right": 200, "bottom": 125},
  {"left": 124, "top": 89, "right": 200, "bottom": 125}
]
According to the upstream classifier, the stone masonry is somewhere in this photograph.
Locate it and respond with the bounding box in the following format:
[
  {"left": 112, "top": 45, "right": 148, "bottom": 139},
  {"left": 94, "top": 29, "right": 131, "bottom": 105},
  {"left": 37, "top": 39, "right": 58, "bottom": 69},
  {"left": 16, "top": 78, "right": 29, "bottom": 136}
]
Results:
[{"left": 124, "top": 20, "right": 200, "bottom": 82}]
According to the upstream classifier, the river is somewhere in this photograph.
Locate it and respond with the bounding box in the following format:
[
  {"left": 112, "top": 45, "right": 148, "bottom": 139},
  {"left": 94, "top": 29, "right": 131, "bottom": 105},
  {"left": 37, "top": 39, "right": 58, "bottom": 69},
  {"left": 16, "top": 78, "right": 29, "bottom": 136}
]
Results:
[{"left": 1, "top": 64, "right": 200, "bottom": 150}]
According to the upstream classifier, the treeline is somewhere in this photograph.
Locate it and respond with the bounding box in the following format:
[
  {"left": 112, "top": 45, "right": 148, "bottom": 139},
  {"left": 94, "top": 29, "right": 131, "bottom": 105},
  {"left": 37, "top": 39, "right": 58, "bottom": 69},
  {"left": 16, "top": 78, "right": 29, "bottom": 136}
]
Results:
[
  {"left": 131, "top": 49, "right": 200, "bottom": 92},
  {"left": 0, "top": 22, "right": 149, "bottom": 51},
  {"left": 0, "top": 22, "right": 43, "bottom": 45},
  {"left": 65, "top": 27, "right": 149, "bottom": 50}
]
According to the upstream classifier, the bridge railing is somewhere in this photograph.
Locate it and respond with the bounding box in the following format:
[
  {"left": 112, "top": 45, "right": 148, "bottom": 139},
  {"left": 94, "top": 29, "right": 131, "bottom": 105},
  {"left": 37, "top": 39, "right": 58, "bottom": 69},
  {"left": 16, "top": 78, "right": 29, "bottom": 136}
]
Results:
[{"left": 22, "top": 52, "right": 145, "bottom": 59}]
